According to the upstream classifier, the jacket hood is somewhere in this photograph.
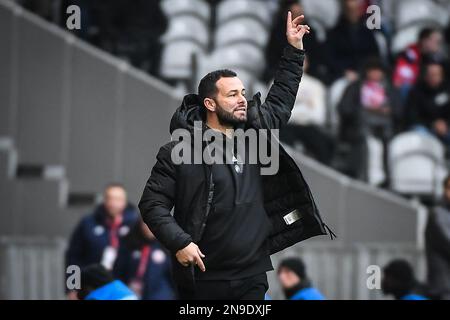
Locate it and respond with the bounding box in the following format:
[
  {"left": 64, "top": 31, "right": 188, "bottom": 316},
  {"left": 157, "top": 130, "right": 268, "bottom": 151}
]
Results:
[{"left": 169, "top": 94, "right": 206, "bottom": 135}]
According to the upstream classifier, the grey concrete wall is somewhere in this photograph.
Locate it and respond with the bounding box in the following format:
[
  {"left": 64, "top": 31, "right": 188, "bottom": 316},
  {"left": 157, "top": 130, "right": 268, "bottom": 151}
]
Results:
[{"left": 291, "top": 150, "right": 422, "bottom": 245}]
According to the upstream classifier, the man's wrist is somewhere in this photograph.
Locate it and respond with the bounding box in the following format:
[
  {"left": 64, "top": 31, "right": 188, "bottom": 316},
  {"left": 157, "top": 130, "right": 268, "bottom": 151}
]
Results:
[
  {"left": 286, "top": 43, "right": 306, "bottom": 55},
  {"left": 288, "top": 39, "right": 304, "bottom": 50},
  {"left": 174, "top": 238, "right": 193, "bottom": 253}
]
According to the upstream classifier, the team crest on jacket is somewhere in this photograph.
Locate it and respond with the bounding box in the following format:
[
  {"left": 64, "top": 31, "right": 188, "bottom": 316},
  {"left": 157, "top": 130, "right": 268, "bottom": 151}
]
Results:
[
  {"left": 152, "top": 249, "right": 166, "bottom": 264},
  {"left": 94, "top": 225, "right": 104, "bottom": 236}
]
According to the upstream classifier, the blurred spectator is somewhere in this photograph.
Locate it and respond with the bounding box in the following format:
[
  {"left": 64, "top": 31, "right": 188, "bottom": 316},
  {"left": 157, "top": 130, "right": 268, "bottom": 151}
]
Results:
[
  {"left": 338, "top": 57, "right": 401, "bottom": 180},
  {"left": 393, "top": 28, "right": 446, "bottom": 101},
  {"left": 277, "top": 257, "right": 325, "bottom": 300},
  {"left": 405, "top": 62, "right": 450, "bottom": 146},
  {"left": 65, "top": 183, "right": 138, "bottom": 298},
  {"left": 60, "top": 0, "right": 168, "bottom": 76},
  {"left": 264, "top": 0, "right": 329, "bottom": 84},
  {"left": 115, "top": 219, "right": 176, "bottom": 300},
  {"left": 77, "top": 264, "right": 137, "bottom": 300},
  {"left": 280, "top": 55, "right": 335, "bottom": 165},
  {"left": 425, "top": 175, "right": 450, "bottom": 300},
  {"left": 446, "top": 23, "right": 450, "bottom": 47},
  {"left": 326, "top": 0, "right": 380, "bottom": 83},
  {"left": 381, "top": 259, "right": 429, "bottom": 300}
]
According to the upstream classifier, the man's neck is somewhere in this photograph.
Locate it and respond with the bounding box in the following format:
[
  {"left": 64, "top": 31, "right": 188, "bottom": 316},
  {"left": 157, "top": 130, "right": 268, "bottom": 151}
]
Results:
[{"left": 206, "top": 119, "right": 234, "bottom": 139}]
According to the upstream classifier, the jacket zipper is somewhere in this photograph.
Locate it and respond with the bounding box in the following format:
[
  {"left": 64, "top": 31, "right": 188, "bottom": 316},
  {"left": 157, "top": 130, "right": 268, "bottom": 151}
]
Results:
[{"left": 198, "top": 168, "right": 214, "bottom": 241}]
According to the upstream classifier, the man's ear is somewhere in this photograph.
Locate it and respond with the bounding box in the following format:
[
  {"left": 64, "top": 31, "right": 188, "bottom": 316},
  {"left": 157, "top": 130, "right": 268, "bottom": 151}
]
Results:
[{"left": 204, "top": 98, "right": 216, "bottom": 112}]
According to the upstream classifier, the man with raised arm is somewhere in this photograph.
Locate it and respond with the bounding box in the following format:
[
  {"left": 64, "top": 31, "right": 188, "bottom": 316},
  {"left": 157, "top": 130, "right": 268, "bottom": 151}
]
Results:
[{"left": 139, "top": 12, "right": 333, "bottom": 300}]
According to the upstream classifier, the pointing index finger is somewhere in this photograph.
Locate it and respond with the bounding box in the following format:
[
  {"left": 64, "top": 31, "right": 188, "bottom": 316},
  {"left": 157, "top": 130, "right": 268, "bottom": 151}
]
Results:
[
  {"left": 195, "top": 254, "right": 206, "bottom": 272},
  {"left": 286, "top": 11, "right": 292, "bottom": 29}
]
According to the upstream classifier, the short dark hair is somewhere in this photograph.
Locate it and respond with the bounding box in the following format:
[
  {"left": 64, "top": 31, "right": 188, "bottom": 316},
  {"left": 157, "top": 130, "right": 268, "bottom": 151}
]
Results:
[
  {"left": 383, "top": 259, "right": 416, "bottom": 291},
  {"left": 418, "top": 28, "right": 439, "bottom": 42},
  {"left": 363, "top": 57, "right": 385, "bottom": 73},
  {"left": 278, "top": 257, "right": 306, "bottom": 279},
  {"left": 198, "top": 69, "right": 237, "bottom": 106},
  {"left": 78, "top": 264, "right": 114, "bottom": 300}
]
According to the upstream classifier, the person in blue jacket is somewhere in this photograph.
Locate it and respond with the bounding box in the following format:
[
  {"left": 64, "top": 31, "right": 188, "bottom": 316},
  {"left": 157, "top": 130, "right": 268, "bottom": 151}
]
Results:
[
  {"left": 77, "top": 264, "right": 137, "bottom": 300},
  {"left": 114, "top": 219, "right": 176, "bottom": 300},
  {"left": 277, "top": 257, "right": 325, "bottom": 300},
  {"left": 382, "top": 259, "right": 430, "bottom": 300},
  {"left": 65, "top": 183, "right": 139, "bottom": 298}
]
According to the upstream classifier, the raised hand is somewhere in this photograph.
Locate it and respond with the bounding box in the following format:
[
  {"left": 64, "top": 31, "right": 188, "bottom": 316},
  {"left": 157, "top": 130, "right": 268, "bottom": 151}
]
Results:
[{"left": 286, "top": 11, "right": 311, "bottom": 50}]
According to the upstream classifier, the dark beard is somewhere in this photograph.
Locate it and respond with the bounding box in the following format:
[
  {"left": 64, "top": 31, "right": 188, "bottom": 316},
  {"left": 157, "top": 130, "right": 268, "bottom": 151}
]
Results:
[{"left": 215, "top": 102, "right": 247, "bottom": 127}]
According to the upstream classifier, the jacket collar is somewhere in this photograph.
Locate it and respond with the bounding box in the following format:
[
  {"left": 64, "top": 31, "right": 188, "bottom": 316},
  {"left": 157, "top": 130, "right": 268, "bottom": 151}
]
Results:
[{"left": 93, "top": 204, "right": 136, "bottom": 226}]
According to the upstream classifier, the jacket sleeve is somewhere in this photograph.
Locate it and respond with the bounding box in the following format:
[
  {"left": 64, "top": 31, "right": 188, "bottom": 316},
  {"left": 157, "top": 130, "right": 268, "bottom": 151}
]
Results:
[
  {"left": 138, "top": 142, "right": 193, "bottom": 253},
  {"left": 260, "top": 44, "right": 305, "bottom": 129}
]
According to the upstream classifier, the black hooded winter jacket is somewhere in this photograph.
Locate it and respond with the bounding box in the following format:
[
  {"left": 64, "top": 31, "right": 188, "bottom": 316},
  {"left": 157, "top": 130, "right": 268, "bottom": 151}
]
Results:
[{"left": 138, "top": 44, "right": 334, "bottom": 289}]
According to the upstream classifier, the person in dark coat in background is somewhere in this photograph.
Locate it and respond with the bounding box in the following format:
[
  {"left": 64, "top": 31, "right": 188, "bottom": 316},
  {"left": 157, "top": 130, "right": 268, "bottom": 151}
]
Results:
[
  {"left": 326, "top": 0, "right": 380, "bottom": 83},
  {"left": 405, "top": 61, "right": 450, "bottom": 146},
  {"left": 425, "top": 175, "right": 450, "bottom": 300},
  {"left": 381, "top": 259, "right": 429, "bottom": 300},
  {"left": 65, "top": 183, "right": 138, "bottom": 299},
  {"left": 338, "top": 57, "right": 401, "bottom": 181},
  {"left": 60, "top": 0, "right": 168, "bottom": 76},
  {"left": 115, "top": 219, "right": 176, "bottom": 300},
  {"left": 77, "top": 264, "right": 137, "bottom": 300},
  {"left": 139, "top": 13, "right": 333, "bottom": 300},
  {"left": 277, "top": 257, "right": 325, "bottom": 300},
  {"left": 264, "top": 0, "right": 330, "bottom": 84}
]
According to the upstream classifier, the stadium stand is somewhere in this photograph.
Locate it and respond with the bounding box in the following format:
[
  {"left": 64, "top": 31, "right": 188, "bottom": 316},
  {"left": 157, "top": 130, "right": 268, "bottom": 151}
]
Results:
[
  {"left": 1, "top": 0, "right": 449, "bottom": 300},
  {"left": 389, "top": 131, "right": 448, "bottom": 198},
  {"left": 160, "top": 1, "right": 210, "bottom": 84}
]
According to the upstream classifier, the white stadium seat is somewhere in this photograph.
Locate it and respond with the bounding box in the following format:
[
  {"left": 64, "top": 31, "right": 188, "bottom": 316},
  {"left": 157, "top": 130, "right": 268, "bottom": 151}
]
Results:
[
  {"left": 161, "top": 0, "right": 210, "bottom": 22},
  {"left": 389, "top": 131, "right": 448, "bottom": 197},
  {"left": 216, "top": 0, "right": 272, "bottom": 27},
  {"left": 302, "top": 0, "right": 341, "bottom": 29},
  {"left": 367, "top": 135, "right": 386, "bottom": 186},
  {"left": 160, "top": 41, "right": 206, "bottom": 80},
  {"left": 200, "top": 43, "right": 265, "bottom": 77},
  {"left": 391, "top": 25, "right": 423, "bottom": 55},
  {"left": 307, "top": 18, "right": 327, "bottom": 43},
  {"left": 374, "top": 31, "right": 389, "bottom": 63},
  {"left": 328, "top": 77, "right": 351, "bottom": 134},
  {"left": 215, "top": 18, "right": 268, "bottom": 48},
  {"left": 195, "top": 55, "right": 256, "bottom": 93},
  {"left": 161, "top": 16, "right": 209, "bottom": 49},
  {"left": 396, "top": 0, "right": 449, "bottom": 30}
]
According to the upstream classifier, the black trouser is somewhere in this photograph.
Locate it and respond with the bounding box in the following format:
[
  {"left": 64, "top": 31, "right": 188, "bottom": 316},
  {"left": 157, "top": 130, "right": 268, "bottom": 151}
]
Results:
[{"left": 178, "top": 273, "right": 268, "bottom": 300}]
